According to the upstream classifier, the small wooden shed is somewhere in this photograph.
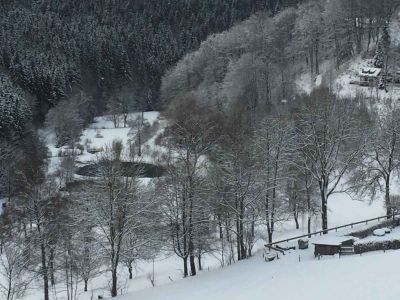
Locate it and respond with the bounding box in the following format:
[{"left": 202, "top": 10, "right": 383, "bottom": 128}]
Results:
[
  {"left": 313, "top": 237, "right": 354, "bottom": 257},
  {"left": 359, "top": 68, "right": 381, "bottom": 86}
]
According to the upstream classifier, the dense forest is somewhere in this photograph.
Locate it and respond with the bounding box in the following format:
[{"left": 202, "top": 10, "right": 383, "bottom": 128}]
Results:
[
  {"left": 162, "top": 0, "right": 397, "bottom": 113},
  {"left": 0, "top": 0, "right": 306, "bottom": 170},
  {"left": 0, "top": 0, "right": 302, "bottom": 129},
  {"left": 2, "top": 0, "right": 400, "bottom": 299}
]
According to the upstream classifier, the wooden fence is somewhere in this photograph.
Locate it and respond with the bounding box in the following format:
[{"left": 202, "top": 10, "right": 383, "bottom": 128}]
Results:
[{"left": 265, "top": 213, "right": 400, "bottom": 247}]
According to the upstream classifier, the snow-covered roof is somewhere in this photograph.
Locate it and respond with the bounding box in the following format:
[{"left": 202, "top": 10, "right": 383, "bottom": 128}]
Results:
[
  {"left": 359, "top": 67, "right": 381, "bottom": 78},
  {"left": 312, "top": 236, "right": 353, "bottom": 246}
]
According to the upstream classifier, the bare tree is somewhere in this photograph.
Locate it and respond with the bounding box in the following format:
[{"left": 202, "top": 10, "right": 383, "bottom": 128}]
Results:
[
  {"left": 256, "top": 116, "right": 294, "bottom": 243},
  {"left": 105, "top": 97, "right": 122, "bottom": 128},
  {"left": 157, "top": 95, "right": 217, "bottom": 276},
  {"left": 351, "top": 101, "right": 400, "bottom": 217},
  {"left": 80, "top": 143, "right": 152, "bottom": 297},
  {"left": 0, "top": 235, "right": 31, "bottom": 300},
  {"left": 22, "top": 177, "right": 61, "bottom": 300},
  {"left": 207, "top": 105, "right": 260, "bottom": 260},
  {"left": 296, "top": 88, "right": 366, "bottom": 233}
]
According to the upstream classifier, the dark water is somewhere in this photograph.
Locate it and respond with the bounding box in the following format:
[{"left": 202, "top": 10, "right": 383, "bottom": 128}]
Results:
[{"left": 76, "top": 161, "right": 165, "bottom": 178}]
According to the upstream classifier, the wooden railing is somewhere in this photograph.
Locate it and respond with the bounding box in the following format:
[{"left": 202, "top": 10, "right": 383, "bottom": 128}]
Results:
[{"left": 265, "top": 213, "right": 400, "bottom": 247}]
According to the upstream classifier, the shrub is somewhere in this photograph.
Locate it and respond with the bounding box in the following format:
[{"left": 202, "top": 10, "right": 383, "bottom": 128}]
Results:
[
  {"left": 350, "top": 219, "right": 399, "bottom": 239},
  {"left": 355, "top": 240, "right": 400, "bottom": 254}
]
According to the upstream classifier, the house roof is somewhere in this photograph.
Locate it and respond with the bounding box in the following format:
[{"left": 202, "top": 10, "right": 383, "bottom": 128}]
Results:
[{"left": 359, "top": 67, "right": 381, "bottom": 78}]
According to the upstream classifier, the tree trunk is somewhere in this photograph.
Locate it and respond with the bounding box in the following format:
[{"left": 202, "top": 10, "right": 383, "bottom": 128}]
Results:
[
  {"left": 321, "top": 192, "right": 328, "bottom": 234},
  {"left": 294, "top": 211, "right": 299, "bottom": 230},
  {"left": 189, "top": 254, "right": 196, "bottom": 276},
  {"left": 128, "top": 263, "right": 133, "bottom": 280},
  {"left": 111, "top": 269, "right": 118, "bottom": 297},
  {"left": 236, "top": 217, "right": 241, "bottom": 261},
  {"left": 239, "top": 198, "right": 246, "bottom": 260},
  {"left": 315, "top": 41, "right": 320, "bottom": 75},
  {"left": 41, "top": 243, "right": 49, "bottom": 300},
  {"left": 305, "top": 174, "right": 312, "bottom": 237},
  {"left": 183, "top": 256, "right": 188, "bottom": 278},
  {"left": 198, "top": 254, "right": 202, "bottom": 271},
  {"left": 218, "top": 218, "right": 223, "bottom": 239},
  {"left": 137, "top": 129, "right": 142, "bottom": 157},
  {"left": 267, "top": 229, "right": 273, "bottom": 244},
  {"left": 84, "top": 279, "right": 88, "bottom": 292},
  {"left": 266, "top": 193, "right": 273, "bottom": 244},
  {"left": 385, "top": 176, "right": 391, "bottom": 218},
  {"left": 50, "top": 248, "right": 55, "bottom": 286}
]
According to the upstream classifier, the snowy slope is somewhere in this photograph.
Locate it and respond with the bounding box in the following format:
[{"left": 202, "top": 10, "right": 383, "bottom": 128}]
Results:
[
  {"left": 117, "top": 249, "right": 400, "bottom": 300},
  {"left": 19, "top": 190, "right": 386, "bottom": 300}
]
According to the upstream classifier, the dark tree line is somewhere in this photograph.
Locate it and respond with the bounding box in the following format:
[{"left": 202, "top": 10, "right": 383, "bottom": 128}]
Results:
[{"left": 0, "top": 0, "right": 299, "bottom": 127}]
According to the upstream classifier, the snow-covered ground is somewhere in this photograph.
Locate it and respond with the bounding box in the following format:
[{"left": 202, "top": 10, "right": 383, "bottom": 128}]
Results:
[
  {"left": 19, "top": 189, "right": 389, "bottom": 300},
  {"left": 43, "top": 111, "right": 166, "bottom": 179},
  {"left": 31, "top": 61, "right": 397, "bottom": 299},
  {"left": 117, "top": 244, "right": 400, "bottom": 300},
  {"left": 113, "top": 197, "right": 396, "bottom": 300},
  {"left": 356, "top": 226, "right": 400, "bottom": 245},
  {"left": 77, "top": 111, "right": 163, "bottom": 164},
  {"left": 333, "top": 56, "right": 400, "bottom": 101},
  {"left": 296, "top": 54, "right": 400, "bottom": 103},
  {"left": 31, "top": 111, "right": 392, "bottom": 299}
]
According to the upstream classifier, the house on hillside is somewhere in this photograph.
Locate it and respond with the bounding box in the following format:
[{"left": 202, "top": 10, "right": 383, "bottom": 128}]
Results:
[{"left": 358, "top": 67, "right": 381, "bottom": 86}]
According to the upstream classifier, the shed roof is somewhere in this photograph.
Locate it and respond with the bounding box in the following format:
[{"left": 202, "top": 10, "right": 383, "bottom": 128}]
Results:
[
  {"left": 312, "top": 236, "right": 354, "bottom": 246},
  {"left": 359, "top": 68, "right": 381, "bottom": 77}
]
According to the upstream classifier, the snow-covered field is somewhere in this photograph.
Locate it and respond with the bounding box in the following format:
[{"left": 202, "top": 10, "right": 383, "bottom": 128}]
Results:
[
  {"left": 77, "top": 111, "right": 163, "bottom": 164},
  {"left": 43, "top": 111, "right": 166, "bottom": 179}
]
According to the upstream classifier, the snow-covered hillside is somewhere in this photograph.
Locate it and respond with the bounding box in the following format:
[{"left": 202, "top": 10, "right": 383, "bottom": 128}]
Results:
[
  {"left": 118, "top": 249, "right": 400, "bottom": 300},
  {"left": 112, "top": 196, "right": 395, "bottom": 300},
  {"left": 33, "top": 109, "right": 392, "bottom": 300},
  {"left": 18, "top": 186, "right": 386, "bottom": 300}
]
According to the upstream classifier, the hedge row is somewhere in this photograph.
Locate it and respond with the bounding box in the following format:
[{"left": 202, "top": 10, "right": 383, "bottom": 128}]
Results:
[{"left": 354, "top": 240, "right": 400, "bottom": 254}]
